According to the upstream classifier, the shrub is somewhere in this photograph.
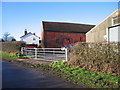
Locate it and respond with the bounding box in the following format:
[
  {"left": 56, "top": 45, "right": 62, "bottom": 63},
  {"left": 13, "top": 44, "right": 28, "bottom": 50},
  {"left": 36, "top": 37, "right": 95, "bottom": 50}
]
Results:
[
  {"left": 68, "top": 42, "right": 120, "bottom": 76},
  {"left": 1, "top": 41, "right": 25, "bottom": 55}
]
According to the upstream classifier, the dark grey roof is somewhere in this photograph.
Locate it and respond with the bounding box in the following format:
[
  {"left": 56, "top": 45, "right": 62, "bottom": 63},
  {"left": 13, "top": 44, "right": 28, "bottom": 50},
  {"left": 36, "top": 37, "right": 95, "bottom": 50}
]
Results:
[
  {"left": 42, "top": 21, "right": 95, "bottom": 33},
  {"left": 20, "top": 32, "right": 39, "bottom": 39},
  {"left": 20, "top": 32, "right": 32, "bottom": 38}
]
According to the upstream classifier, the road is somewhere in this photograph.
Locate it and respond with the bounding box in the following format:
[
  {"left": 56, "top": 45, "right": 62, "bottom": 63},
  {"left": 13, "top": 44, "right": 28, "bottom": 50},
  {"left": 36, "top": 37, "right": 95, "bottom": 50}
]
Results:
[{"left": 2, "top": 61, "right": 84, "bottom": 88}]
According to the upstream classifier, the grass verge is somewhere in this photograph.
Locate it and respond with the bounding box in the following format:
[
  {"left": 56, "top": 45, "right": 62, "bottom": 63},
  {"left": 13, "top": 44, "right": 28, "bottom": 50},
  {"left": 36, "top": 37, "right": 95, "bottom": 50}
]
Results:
[
  {"left": 1, "top": 52, "right": 120, "bottom": 88},
  {"left": 49, "top": 61, "right": 120, "bottom": 88},
  {"left": 1, "top": 51, "right": 19, "bottom": 60}
]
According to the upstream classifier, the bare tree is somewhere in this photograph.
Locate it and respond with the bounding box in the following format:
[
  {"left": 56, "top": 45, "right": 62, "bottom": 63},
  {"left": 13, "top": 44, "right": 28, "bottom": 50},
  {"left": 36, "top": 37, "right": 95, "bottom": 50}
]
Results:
[
  {"left": 2, "top": 32, "right": 16, "bottom": 41},
  {"left": 2, "top": 32, "right": 10, "bottom": 41}
]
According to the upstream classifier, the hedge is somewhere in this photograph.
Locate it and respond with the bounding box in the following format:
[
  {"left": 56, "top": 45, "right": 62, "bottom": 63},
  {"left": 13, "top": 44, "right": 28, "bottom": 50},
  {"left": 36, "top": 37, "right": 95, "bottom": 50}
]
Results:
[
  {"left": 68, "top": 42, "right": 120, "bottom": 76},
  {"left": 1, "top": 41, "right": 25, "bottom": 54}
]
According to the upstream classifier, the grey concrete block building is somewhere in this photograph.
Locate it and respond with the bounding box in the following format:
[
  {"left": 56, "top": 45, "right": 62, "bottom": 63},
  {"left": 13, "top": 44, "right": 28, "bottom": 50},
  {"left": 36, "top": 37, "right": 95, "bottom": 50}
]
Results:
[{"left": 86, "top": 9, "right": 120, "bottom": 42}]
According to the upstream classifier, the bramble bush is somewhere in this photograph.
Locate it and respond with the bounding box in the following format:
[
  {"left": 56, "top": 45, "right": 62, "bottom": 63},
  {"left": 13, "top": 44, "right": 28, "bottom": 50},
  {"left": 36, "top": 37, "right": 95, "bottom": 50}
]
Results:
[{"left": 68, "top": 42, "right": 120, "bottom": 76}]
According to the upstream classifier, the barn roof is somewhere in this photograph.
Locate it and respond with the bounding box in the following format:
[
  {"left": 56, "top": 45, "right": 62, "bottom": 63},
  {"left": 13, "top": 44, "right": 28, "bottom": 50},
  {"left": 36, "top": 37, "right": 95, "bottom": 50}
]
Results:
[{"left": 42, "top": 21, "right": 95, "bottom": 33}]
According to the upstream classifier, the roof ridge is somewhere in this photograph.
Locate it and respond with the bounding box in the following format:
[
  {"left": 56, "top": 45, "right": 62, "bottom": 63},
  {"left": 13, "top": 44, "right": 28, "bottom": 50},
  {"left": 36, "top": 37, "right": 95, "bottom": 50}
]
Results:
[
  {"left": 20, "top": 32, "right": 32, "bottom": 38},
  {"left": 42, "top": 21, "right": 95, "bottom": 26}
]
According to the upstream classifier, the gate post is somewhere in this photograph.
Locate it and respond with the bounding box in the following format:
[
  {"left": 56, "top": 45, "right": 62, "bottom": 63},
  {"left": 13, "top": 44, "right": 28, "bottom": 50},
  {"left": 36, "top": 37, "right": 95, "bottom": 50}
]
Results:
[
  {"left": 35, "top": 48, "right": 37, "bottom": 59},
  {"left": 21, "top": 47, "right": 23, "bottom": 55},
  {"left": 65, "top": 48, "right": 68, "bottom": 61}
]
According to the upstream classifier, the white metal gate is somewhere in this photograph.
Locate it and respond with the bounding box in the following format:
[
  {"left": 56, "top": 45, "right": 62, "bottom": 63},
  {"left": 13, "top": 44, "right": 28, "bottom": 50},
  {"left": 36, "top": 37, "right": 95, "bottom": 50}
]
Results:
[{"left": 21, "top": 47, "right": 68, "bottom": 61}]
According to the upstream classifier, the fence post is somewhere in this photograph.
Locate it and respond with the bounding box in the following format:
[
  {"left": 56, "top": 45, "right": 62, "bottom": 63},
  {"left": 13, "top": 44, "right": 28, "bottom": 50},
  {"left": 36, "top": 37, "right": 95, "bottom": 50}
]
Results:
[
  {"left": 44, "top": 48, "right": 45, "bottom": 56},
  {"left": 21, "top": 47, "right": 23, "bottom": 55},
  {"left": 65, "top": 48, "right": 68, "bottom": 61},
  {"left": 35, "top": 48, "right": 37, "bottom": 59},
  {"left": 25, "top": 48, "right": 27, "bottom": 56}
]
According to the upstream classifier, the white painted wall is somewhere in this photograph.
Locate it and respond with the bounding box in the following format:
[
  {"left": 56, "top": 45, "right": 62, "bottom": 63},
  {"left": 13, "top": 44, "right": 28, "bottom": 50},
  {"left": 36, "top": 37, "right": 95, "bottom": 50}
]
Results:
[
  {"left": 108, "top": 26, "right": 120, "bottom": 42},
  {"left": 21, "top": 35, "right": 39, "bottom": 45}
]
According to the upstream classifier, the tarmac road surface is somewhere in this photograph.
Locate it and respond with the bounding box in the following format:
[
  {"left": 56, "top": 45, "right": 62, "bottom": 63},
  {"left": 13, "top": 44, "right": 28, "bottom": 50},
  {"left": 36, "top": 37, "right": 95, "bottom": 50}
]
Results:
[{"left": 2, "top": 61, "right": 85, "bottom": 88}]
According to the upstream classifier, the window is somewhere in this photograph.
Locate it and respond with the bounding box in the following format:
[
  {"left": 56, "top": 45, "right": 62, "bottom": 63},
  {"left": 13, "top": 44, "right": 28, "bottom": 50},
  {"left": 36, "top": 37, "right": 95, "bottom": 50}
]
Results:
[
  {"left": 112, "top": 15, "right": 120, "bottom": 25},
  {"left": 55, "top": 39, "right": 63, "bottom": 44},
  {"left": 33, "top": 38, "right": 36, "bottom": 40}
]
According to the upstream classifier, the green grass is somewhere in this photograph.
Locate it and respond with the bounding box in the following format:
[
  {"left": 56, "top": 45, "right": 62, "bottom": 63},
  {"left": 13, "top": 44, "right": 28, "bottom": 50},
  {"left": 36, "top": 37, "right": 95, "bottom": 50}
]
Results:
[
  {"left": 1, "top": 51, "right": 19, "bottom": 60},
  {"left": 1, "top": 51, "right": 45, "bottom": 60},
  {"left": 48, "top": 61, "right": 120, "bottom": 88},
  {"left": 24, "top": 55, "right": 45, "bottom": 58},
  {"left": 1, "top": 51, "right": 119, "bottom": 88},
  {"left": 1, "top": 51, "right": 30, "bottom": 60}
]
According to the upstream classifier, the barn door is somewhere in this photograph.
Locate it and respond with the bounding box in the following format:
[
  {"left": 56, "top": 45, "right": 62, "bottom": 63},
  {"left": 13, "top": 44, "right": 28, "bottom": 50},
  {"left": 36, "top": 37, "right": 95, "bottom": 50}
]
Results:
[{"left": 108, "top": 25, "right": 120, "bottom": 42}]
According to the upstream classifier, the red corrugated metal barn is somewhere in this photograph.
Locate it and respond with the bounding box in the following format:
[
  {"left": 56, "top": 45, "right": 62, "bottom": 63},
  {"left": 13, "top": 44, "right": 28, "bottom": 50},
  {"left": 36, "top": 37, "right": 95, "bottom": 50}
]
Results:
[{"left": 41, "top": 21, "right": 95, "bottom": 48}]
